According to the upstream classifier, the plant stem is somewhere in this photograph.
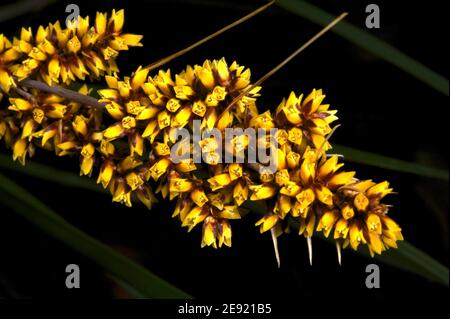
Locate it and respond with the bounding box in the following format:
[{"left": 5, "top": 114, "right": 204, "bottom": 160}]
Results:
[
  {"left": 12, "top": 85, "right": 37, "bottom": 103},
  {"left": 145, "top": 1, "right": 275, "bottom": 72},
  {"left": 17, "top": 78, "right": 105, "bottom": 110}
]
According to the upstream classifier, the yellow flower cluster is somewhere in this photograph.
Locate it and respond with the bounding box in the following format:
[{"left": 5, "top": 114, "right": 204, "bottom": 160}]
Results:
[
  {"left": 0, "top": 10, "right": 402, "bottom": 258},
  {"left": 0, "top": 9, "right": 142, "bottom": 93}
]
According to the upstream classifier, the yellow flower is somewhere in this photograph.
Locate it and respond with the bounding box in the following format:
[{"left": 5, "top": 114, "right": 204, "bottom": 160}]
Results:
[
  {"left": 366, "top": 213, "right": 382, "bottom": 235},
  {"left": 233, "top": 182, "right": 248, "bottom": 206},
  {"left": 293, "top": 188, "right": 315, "bottom": 217},
  {"left": 318, "top": 155, "right": 343, "bottom": 177},
  {"left": 169, "top": 177, "right": 194, "bottom": 193},
  {"left": 157, "top": 110, "right": 171, "bottom": 129},
  {"left": 9, "top": 98, "right": 33, "bottom": 112},
  {"left": 126, "top": 171, "right": 144, "bottom": 190},
  {"left": 190, "top": 188, "right": 209, "bottom": 207},
  {"left": 334, "top": 218, "right": 349, "bottom": 239},
  {"left": 208, "top": 192, "right": 226, "bottom": 210},
  {"left": 255, "top": 213, "right": 279, "bottom": 233},
  {"left": 218, "top": 220, "right": 232, "bottom": 248},
  {"left": 192, "top": 100, "right": 207, "bottom": 117},
  {"left": 57, "top": 140, "right": 78, "bottom": 155},
  {"left": 354, "top": 192, "right": 369, "bottom": 211},
  {"left": 31, "top": 107, "right": 45, "bottom": 124},
  {"left": 217, "top": 205, "right": 241, "bottom": 219},
  {"left": 275, "top": 89, "right": 337, "bottom": 150},
  {"left": 12, "top": 138, "right": 28, "bottom": 165},
  {"left": 153, "top": 142, "right": 171, "bottom": 156},
  {"left": 79, "top": 143, "right": 96, "bottom": 176},
  {"left": 275, "top": 169, "right": 290, "bottom": 186},
  {"left": 176, "top": 159, "right": 197, "bottom": 173},
  {"left": 273, "top": 194, "right": 291, "bottom": 218},
  {"left": 130, "top": 66, "right": 149, "bottom": 91},
  {"left": 171, "top": 106, "right": 192, "bottom": 128},
  {"left": 149, "top": 158, "right": 171, "bottom": 181},
  {"left": 327, "top": 171, "right": 355, "bottom": 188},
  {"left": 299, "top": 212, "right": 316, "bottom": 237},
  {"left": 287, "top": 127, "right": 302, "bottom": 145},
  {"left": 136, "top": 185, "right": 158, "bottom": 209},
  {"left": 129, "top": 132, "right": 144, "bottom": 156},
  {"left": 97, "top": 160, "right": 115, "bottom": 188},
  {"left": 111, "top": 178, "right": 132, "bottom": 207},
  {"left": 103, "top": 122, "right": 126, "bottom": 140},
  {"left": 276, "top": 91, "right": 302, "bottom": 125},
  {"left": 347, "top": 221, "right": 367, "bottom": 250},
  {"left": 165, "top": 98, "right": 181, "bottom": 113},
  {"left": 208, "top": 173, "right": 231, "bottom": 191},
  {"left": 172, "top": 198, "right": 192, "bottom": 221},
  {"left": 367, "top": 181, "right": 393, "bottom": 199},
  {"left": 249, "top": 111, "right": 274, "bottom": 130},
  {"left": 1, "top": 34, "right": 21, "bottom": 92},
  {"left": 317, "top": 210, "right": 340, "bottom": 237},
  {"left": 367, "top": 232, "right": 384, "bottom": 256},
  {"left": 381, "top": 216, "right": 403, "bottom": 246},
  {"left": 341, "top": 205, "right": 355, "bottom": 220},
  {"left": 286, "top": 151, "right": 301, "bottom": 169},
  {"left": 299, "top": 154, "right": 316, "bottom": 183},
  {"left": 182, "top": 206, "right": 208, "bottom": 232},
  {"left": 72, "top": 115, "right": 89, "bottom": 136},
  {"left": 315, "top": 185, "right": 333, "bottom": 206},
  {"left": 201, "top": 217, "right": 232, "bottom": 248},
  {"left": 80, "top": 156, "right": 95, "bottom": 176},
  {"left": 215, "top": 58, "right": 229, "bottom": 83},
  {"left": 280, "top": 182, "right": 301, "bottom": 197},
  {"left": 195, "top": 62, "right": 215, "bottom": 90},
  {"left": 228, "top": 163, "right": 243, "bottom": 180},
  {"left": 216, "top": 110, "right": 233, "bottom": 131},
  {"left": 201, "top": 216, "right": 217, "bottom": 248},
  {"left": 250, "top": 184, "right": 277, "bottom": 200}
]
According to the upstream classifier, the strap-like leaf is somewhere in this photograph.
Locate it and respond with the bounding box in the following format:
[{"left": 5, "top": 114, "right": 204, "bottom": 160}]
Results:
[
  {"left": 0, "top": 173, "right": 190, "bottom": 299},
  {"left": 277, "top": 0, "right": 448, "bottom": 95},
  {"left": 333, "top": 144, "right": 448, "bottom": 181}
]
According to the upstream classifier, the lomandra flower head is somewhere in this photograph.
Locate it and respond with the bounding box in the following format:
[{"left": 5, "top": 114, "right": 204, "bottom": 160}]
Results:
[{"left": 0, "top": 9, "right": 403, "bottom": 265}]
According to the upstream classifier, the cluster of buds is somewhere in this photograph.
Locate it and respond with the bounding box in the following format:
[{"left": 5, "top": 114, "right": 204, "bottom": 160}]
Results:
[
  {"left": 0, "top": 9, "right": 142, "bottom": 93},
  {"left": 0, "top": 10, "right": 403, "bottom": 262}
]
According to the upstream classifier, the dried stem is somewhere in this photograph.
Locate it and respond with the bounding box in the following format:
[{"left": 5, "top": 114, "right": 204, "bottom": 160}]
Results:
[
  {"left": 17, "top": 78, "right": 105, "bottom": 110},
  {"left": 222, "top": 12, "right": 348, "bottom": 114},
  {"left": 145, "top": 1, "right": 275, "bottom": 72},
  {"left": 12, "top": 85, "right": 36, "bottom": 103}
]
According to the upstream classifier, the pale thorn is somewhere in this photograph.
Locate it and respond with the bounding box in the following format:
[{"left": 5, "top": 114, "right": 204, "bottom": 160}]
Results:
[
  {"left": 336, "top": 242, "right": 342, "bottom": 266},
  {"left": 307, "top": 236, "right": 313, "bottom": 266},
  {"left": 326, "top": 153, "right": 344, "bottom": 159},
  {"left": 271, "top": 227, "right": 281, "bottom": 268}
]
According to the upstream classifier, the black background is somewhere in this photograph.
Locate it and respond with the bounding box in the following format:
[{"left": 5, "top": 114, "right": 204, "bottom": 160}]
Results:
[{"left": 0, "top": 0, "right": 448, "bottom": 307}]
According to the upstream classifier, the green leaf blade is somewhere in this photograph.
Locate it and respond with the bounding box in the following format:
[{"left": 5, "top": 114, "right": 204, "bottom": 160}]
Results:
[
  {"left": 0, "top": 173, "right": 190, "bottom": 299},
  {"left": 277, "top": 0, "right": 449, "bottom": 95},
  {"left": 333, "top": 144, "right": 448, "bottom": 181}
]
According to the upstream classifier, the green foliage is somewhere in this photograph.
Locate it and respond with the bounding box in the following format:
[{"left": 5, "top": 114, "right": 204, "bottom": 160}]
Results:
[{"left": 0, "top": 172, "right": 191, "bottom": 298}]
